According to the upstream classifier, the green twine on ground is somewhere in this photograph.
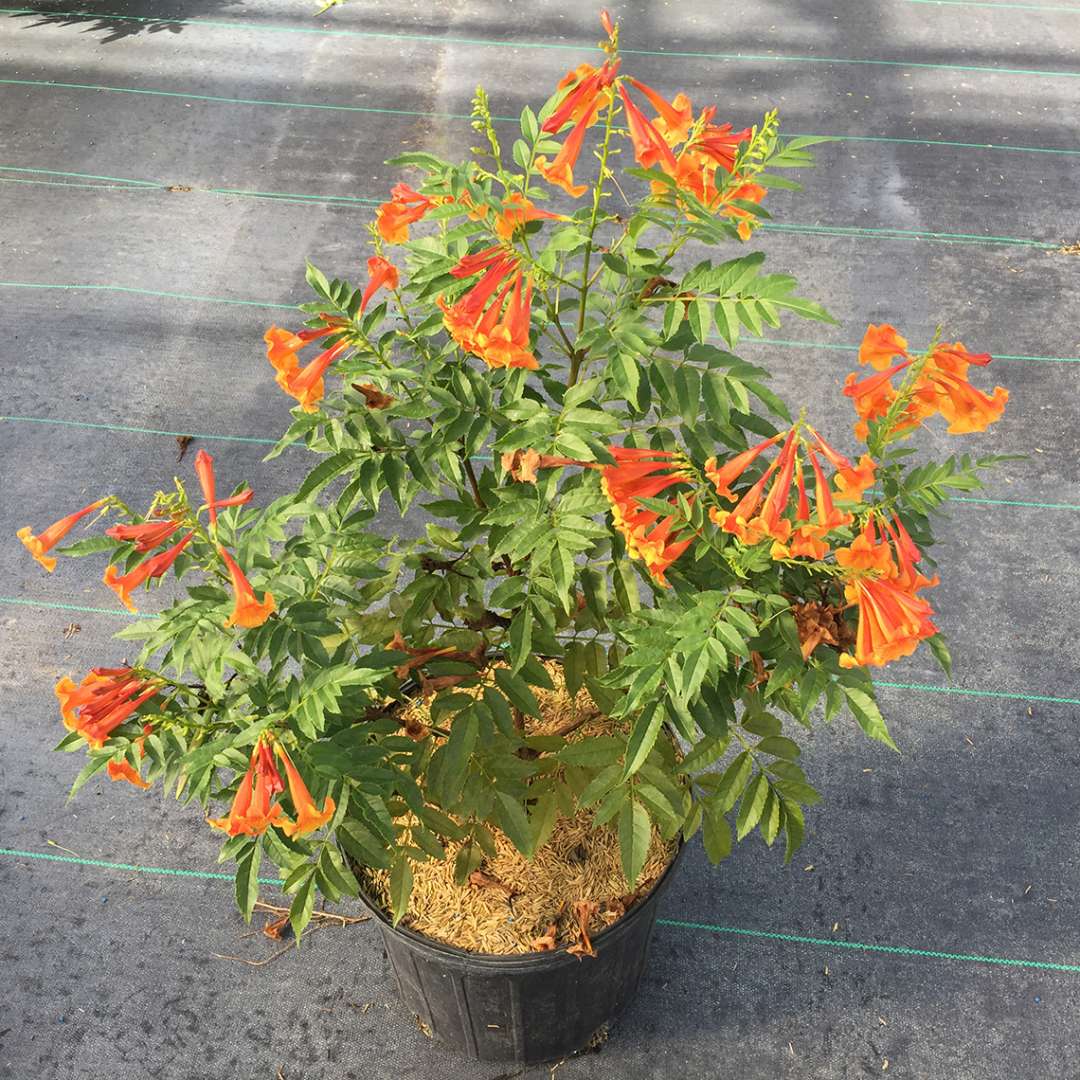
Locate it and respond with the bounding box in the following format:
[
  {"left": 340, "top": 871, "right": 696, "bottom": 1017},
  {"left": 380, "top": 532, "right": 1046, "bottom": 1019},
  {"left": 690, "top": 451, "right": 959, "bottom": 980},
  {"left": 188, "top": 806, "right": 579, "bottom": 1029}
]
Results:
[
  {"left": 656, "top": 919, "right": 1080, "bottom": 974},
  {"left": 3, "top": 77, "right": 1080, "bottom": 162},
  {"left": 2, "top": 847, "right": 1078, "bottom": 975},
  {"left": 0, "top": 846, "right": 279, "bottom": 886},
  {"left": 0, "top": 165, "right": 1056, "bottom": 251},
  {"left": 6, "top": 7, "right": 1080, "bottom": 79}
]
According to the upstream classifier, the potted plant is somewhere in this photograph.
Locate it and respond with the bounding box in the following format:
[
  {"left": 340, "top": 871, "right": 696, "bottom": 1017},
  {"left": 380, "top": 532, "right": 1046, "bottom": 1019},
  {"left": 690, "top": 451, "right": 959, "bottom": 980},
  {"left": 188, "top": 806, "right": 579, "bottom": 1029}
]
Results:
[{"left": 22, "top": 11, "right": 1009, "bottom": 1066}]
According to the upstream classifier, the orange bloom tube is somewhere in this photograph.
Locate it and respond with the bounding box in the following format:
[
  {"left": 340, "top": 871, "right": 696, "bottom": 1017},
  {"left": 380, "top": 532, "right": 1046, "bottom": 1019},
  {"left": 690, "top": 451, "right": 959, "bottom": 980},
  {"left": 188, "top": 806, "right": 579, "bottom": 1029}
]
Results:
[
  {"left": 541, "top": 60, "right": 619, "bottom": 134},
  {"left": 194, "top": 449, "right": 218, "bottom": 526},
  {"left": 704, "top": 434, "right": 784, "bottom": 500},
  {"left": 106, "top": 519, "right": 181, "bottom": 552},
  {"left": 107, "top": 759, "right": 152, "bottom": 790},
  {"left": 536, "top": 108, "right": 595, "bottom": 198},
  {"left": 691, "top": 122, "right": 752, "bottom": 173},
  {"left": 618, "top": 84, "right": 678, "bottom": 173},
  {"left": 103, "top": 531, "right": 194, "bottom": 613},
  {"left": 494, "top": 194, "right": 567, "bottom": 239},
  {"left": 376, "top": 182, "right": 446, "bottom": 244},
  {"left": 840, "top": 577, "right": 938, "bottom": 668},
  {"left": 276, "top": 340, "right": 349, "bottom": 413},
  {"left": 220, "top": 546, "right": 276, "bottom": 628},
  {"left": 18, "top": 498, "right": 107, "bottom": 572},
  {"left": 858, "top": 324, "right": 909, "bottom": 370},
  {"left": 625, "top": 77, "right": 695, "bottom": 144},
  {"left": 275, "top": 744, "right": 335, "bottom": 837},
  {"left": 359, "top": 256, "right": 400, "bottom": 313}
]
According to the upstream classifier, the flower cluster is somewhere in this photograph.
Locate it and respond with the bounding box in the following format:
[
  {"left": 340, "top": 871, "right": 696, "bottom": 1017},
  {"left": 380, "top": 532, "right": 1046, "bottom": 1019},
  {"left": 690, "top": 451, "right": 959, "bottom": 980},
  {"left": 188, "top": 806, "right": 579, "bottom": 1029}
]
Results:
[
  {"left": 438, "top": 246, "right": 538, "bottom": 370},
  {"left": 599, "top": 448, "right": 695, "bottom": 587},
  {"left": 19, "top": 451, "right": 274, "bottom": 624},
  {"left": 55, "top": 667, "right": 160, "bottom": 750},
  {"left": 208, "top": 737, "right": 334, "bottom": 839},
  {"left": 846, "top": 324, "right": 1008, "bottom": 440}
]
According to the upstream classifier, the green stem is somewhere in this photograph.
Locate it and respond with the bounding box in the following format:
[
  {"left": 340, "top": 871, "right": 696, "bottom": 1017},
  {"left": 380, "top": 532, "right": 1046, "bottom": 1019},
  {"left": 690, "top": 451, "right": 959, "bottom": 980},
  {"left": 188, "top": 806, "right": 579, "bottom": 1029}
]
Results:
[{"left": 569, "top": 92, "right": 618, "bottom": 387}]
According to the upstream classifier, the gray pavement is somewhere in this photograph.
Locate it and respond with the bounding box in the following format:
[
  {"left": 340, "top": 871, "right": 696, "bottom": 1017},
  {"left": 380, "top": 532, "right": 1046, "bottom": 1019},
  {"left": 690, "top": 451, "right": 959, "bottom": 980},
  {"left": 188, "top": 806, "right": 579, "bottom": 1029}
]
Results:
[{"left": 2, "top": 2, "right": 1080, "bottom": 1077}]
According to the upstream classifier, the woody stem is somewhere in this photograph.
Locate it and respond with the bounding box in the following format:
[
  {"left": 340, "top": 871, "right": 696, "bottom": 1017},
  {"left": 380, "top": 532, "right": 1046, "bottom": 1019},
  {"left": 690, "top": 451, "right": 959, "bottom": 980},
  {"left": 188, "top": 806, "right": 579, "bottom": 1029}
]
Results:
[{"left": 461, "top": 453, "right": 486, "bottom": 510}]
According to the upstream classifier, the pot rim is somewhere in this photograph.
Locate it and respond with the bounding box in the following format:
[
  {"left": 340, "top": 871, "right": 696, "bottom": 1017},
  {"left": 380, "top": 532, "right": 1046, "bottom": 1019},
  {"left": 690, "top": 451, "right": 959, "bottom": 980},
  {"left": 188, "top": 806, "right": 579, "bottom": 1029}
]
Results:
[{"left": 354, "top": 839, "right": 686, "bottom": 970}]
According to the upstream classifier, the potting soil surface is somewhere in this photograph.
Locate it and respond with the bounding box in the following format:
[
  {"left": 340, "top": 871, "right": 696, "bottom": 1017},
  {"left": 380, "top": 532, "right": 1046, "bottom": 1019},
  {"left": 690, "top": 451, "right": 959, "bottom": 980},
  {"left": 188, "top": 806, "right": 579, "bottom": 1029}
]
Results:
[{"left": 2, "top": 2, "right": 1080, "bottom": 1077}]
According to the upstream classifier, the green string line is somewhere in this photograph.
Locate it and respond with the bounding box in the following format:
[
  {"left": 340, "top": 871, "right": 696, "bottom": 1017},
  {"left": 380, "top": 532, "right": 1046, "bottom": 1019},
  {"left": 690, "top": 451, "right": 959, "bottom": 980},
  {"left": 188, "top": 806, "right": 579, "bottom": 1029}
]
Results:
[
  {"left": 951, "top": 495, "right": 1080, "bottom": 510},
  {"left": 0, "top": 414, "right": 278, "bottom": 445},
  {"left": 656, "top": 919, "right": 1080, "bottom": 974},
  {"left": 1, "top": 165, "right": 1056, "bottom": 251},
  {"left": 747, "top": 336, "right": 1080, "bottom": 364},
  {"left": 875, "top": 681, "right": 1080, "bottom": 705},
  {"left": 0, "top": 593, "right": 1068, "bottom": 705},
  {"left": 0, "top": 596, "right": 155, "bottom": 618},
  {"left": 1, "top": 846, "right": 1077, "bottom": 974},
  {"left": 6, "top": 6, "right": 1080, "bottom": 79},
  {"left": 0, "top": 846, "right": 279, "bottom": 885},
  {"left": 3, "top": 76, "right": 1077, "bottom": 161},
  {"left": 0, "top": 280, "right": 296, "bottom": 309},
  {"left": 790, "top": 132, "right": 1080, "bottom": 158},
  {"left": 4, "top": 415, "right": 1076, "bottom": 514},
  {"left": 2, "top": 281, "right": 1076, "bottom": 365},
  {"left": 0, "top": 77, "right": 479, "bottom": 121},
  {"left": 0, "top": 175, "right": 158, "bottom": 192}
]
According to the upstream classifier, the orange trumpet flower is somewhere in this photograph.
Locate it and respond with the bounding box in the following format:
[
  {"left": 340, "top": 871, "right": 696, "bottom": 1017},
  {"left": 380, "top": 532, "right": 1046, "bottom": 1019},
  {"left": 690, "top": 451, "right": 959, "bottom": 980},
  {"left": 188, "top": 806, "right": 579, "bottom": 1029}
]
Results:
[
  {"left": 535, "top": 108, "right": 596, "bottom": 198},
  {"left": 754, "top": 430, "right": 799, "bottom": 543},
  {"left": 810, "top": 430, "right": 878, "bottom": 503},
  {"left": 542, "top": 60, "right": 619, "bottom": 134},
  {"left": 376, "top": 182, "right": 447, "bottom": 244},
  {"left": 440, "top": 254, "right": 518, "bottom": 355},
  {"left": 263, "top": 321, "right": 338, "bottom": 369},
  {"left": 472, "top": 274, "right": 539, "bottom": 371},
  {"left": 106, "top": 519, "right": 181, "bottom": 552},
  {"left": 618, "top": 84, "right": 678, "bottom": 173},
  {"left": 916, "top": 357, "right": 1008, "bottom": 435},
  {"left": 207, "top": 742, "right": 285, "bottom": 837},
  {"left": 439, "top": 249, "right": 538, "bottom": 369},
  {"left": 220, "top": 547, "right": 276, "bottom": 629},
  {"left": 624, "top": 78, "right": 695, "bottom": 144},
  {"left": 279, "top": 340, "right": 349, "bottom": 413},
  {"left": 359, "top": 255, "right": 400, "bottom": 313},
  {"left": 275, "top": 744, "right": 335, "bottom": 837},
  {"left": 839, "top": 576, "right": 938, "bottom": 669},
  {"left": 834, "top": 518, "right": 896, "bottom": 578},
  {"left": 710, "top": 459, "right": 780, "bottom": 547},
  {"left": 771, "top": 465, "right": 831, "bottom": 560},
  {"left": 806, "top": 448, "right": 854, "bottom": 533},
  {"left": 601, "top": 448, "right": 694, "bottom": 585},
  {"left": 720, "top": 180, "right": 767, "bottom": 241},
  {"left": 194, "top": 449, "right": 218, "bottom": 525},
  {"left": 107, "top": 759, "right": 152, "bottom": 790},
  {"left": 102, "top": 531, "right": 195, "bottom": 613},
  {"left": 18, "top": 498, "right": 107, "bottom": 573},
  {"left": 882, "top": 514, "right": 939, "bottom": 593},
  {"left": 192, "top": 450, "right": 254, "bottom": 526},
  {"left": 691, "top": 121, "right": 752, "bottom": 174},
  {"left": 704, "top": 434, "right": 784, "bottom": 500},
  {"left": 843, "top": 361, "right": 910, "bottom": 440},
  {"left": 494, "top": 193, "right": 567, "bottom": 238},
  {"left": 858, "top": 324, "right": 909, "bottom": 370}
]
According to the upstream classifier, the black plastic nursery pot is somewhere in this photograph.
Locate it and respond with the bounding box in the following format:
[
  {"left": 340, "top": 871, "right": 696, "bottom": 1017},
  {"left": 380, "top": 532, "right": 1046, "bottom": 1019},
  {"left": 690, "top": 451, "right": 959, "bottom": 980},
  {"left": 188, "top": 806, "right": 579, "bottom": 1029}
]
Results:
[{"left": 359, "top": 842, "right": 686, "bottom": 1065}]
